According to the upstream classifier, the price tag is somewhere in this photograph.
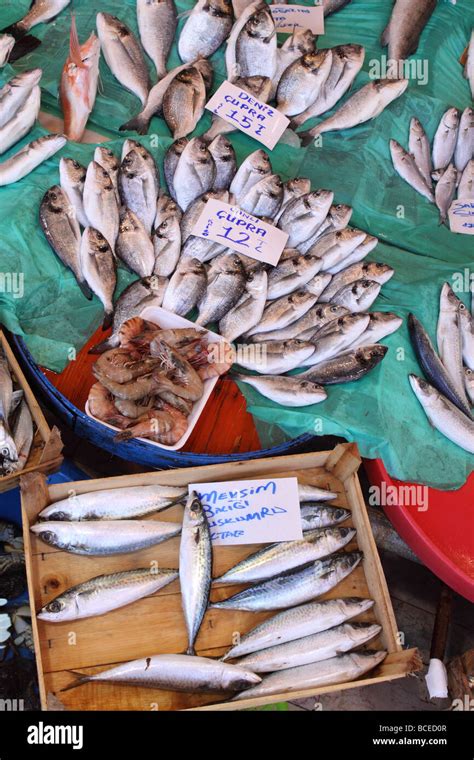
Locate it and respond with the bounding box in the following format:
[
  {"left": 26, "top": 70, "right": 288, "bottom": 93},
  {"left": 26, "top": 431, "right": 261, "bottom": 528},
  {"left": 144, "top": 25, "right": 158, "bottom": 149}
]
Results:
[
  {"left": 192, "top": 199, "right": 289, "bottom": 266},
  {"left": 205, "top": 81, "right": 290, "bottom": 150},
  {"left": 270, "top": 3, "right": 325, "bottom": 34},
  {"left": 448, "top": 199, "right": 474, "bottom": 235}
]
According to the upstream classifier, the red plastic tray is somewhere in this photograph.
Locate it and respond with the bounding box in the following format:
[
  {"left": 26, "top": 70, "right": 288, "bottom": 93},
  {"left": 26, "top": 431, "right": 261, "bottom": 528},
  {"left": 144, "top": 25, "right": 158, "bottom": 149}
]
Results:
[{"left": 364, "top": 458, "right": 474, "bottom": 603}]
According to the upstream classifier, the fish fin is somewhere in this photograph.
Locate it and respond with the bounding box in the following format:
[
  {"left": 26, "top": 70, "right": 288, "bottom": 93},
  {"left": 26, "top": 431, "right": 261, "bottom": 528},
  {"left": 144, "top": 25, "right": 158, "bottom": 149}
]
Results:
[
  {"left": 177, "top": 9, "right": 193, "bottom": 19},
  {"left": 9, "top": 34, "right": 41, "bottom": 62},
  {"left": 380, "top": 21, "right": 391, "bottom": 47},
  {"left": 69, "top": 14, "right": 86, "bottom": 68},
  {"left": 299, "top": 130, "right": 316, "bottom": 148},
  {"left": 186, "top": 645, "right": 195, "bottom": 656},
  {"left": 119, "top": 115, "right": 149, "bottom": 135},
  {"left": 102, "top": 312, "right": 113, "bottom": 331},
  {"left": 78, "top": 280, "right": 93, "bottom": 300},
  {"left": 60, "top": 670, "right": 91, "bottom": 693}
]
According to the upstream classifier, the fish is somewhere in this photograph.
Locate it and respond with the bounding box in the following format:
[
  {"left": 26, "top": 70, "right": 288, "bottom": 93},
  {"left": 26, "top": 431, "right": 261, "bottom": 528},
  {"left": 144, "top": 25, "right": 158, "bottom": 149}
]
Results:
[
  {"left": 230, "top": 149, "right": 272, "bottom": 202},
  {"left": 223, "top": 596, "right": 373, "bottom": 660},
  {"left": 38, "top": 567, "right": 179, "bottom": 622},
  {"left": 273, "top": 178, "right": 312, "bottom": 225},
  {"left": 321, "top": 263, "right": 393, "bottom": 303},
  {"left": 219, "top": 268, "right": 268, "bottom": 342},
  {"left": 180, "top": 233, "right": 226, "bottom": 263},
  {"left": 83, "top": 161, "right": 120, "bottom": 252},
  {"left": 208, "top": 135, "right": 237, "bottom": 191},
  {"left": 173, "top": 137, "right": 216, "bottom": 212},
  {"left": 458, "top": 158, "right": 474, "bottom": 199},
  {"left": 2, "top": 0, "right": 71, "bottom": 38},
  {"left": 302, "top": 314, "right": 371, "bottom": 367},
  {"left": 0, "top": 35, "right": 14, "bottom": 67},
  {"left": 153, "top": 213, "right": 181, "bottom": 277},
  {"left": 408, "top": 312, "right": 471, "bottom": 418},
  {"left": 196, "top": 252, "right": 246, "bottom": 325},
  {"left": 348, "top": 311, "right": 402, "bottom": 349},
  {"left": 210, "top": 551, "right": 363, "bottom": 611},
  {"left": 390, "top": 139, "right": 434, "bottom": 202},
  {"left": 437, "top": 283, "right": 470, "bottom": 410},
  {"left": 465, "top": 30, "right": 474, "bottom": 100},
  {"left": 246, "top": 290, "right": 317, "bottom": 337},
  {"left": 96, "top": 13, "right": 150, "bottom": 106},
  {"left": 0, "top": 69, "right": 42, "bottom": 129},
  {"left": 0, "top": 84, "right": 41, "bottom": 155},
  {"left": 330, "top": 279, "right": 382, "bottom": 313},
  {"left": 454, "top": 107, "right": 474, "bottom": 174},
  {"left": 300, "top": 79, "right": 408, "bottom": 146},
  {"left": 300, "top": 504, "right": 351, "bottom": 530},
  {"left": 291, "top": 44, "right": 365, "bottom": 129},
  {"left": 409, "top": 375, "right": 474, "bottom": 454},
  {"left": 179, "top": 492, "right": 212, "bottom": 656},
  {"left": 457, "top": 296, "right": 474, "bottom": 370},
  {"left": 0, "top": 415, "right": 18, "bottom": 474},
  {"left": 432, "top": 108, "right": 460, "bottom": 171},
  {"left": 408, "top": 117, "right": 433, "bottom": 190},
  {"left": 7, "top": 398, "right": 32, "bottom": 473},
  {"left": 299, "top": 204, "right": 354, "bottom": 254},
  {"left": 39, "top": 185, "right": 91, "bottom": 299},
  {"left": 30, "top": 519, "right": 182, "bottom": 556},
  {"left": 277, "top": 190, "right": 334, "bottom": 248},
  {"left": 119, "top": 142, "right": 159, "bottom": 234},
  {"left": 204, "top": 76, "right": 272, "bottom": 141},
  {"left": 162, "top": 257, "right": 207, "bottom": 316},
  {"left": 137, "top": 0, "right": 177, "bottom": 79},
  {"left": 234, "top": 621, "right": 381, "bottom": 673},
  {"left": 164, "top": 138, "right": 189, "bottom": 201},
  {"left": 94, "top": 147, "right": 121, "bottom": 207},
  {"left": 323, "top": 0, "right": 352, "bottom": 15},
  {"left": 465, "top": 367, "right": 474, "bottom": 405},
  {"left": 233, "top": 650, "right": 386, "bottom": 700},
  {"left": 299, "top": 344, "right": 388, "bottom": 385},
  {"left": 214, "top": 527, "right": 355, "bottom": 585},
  {"left": 163, "top": 66, "right": 207, "bottom": 140},
  {"left": 270, "top": 28, "right": 315, "bottom": 99},
  {"left": 235, "top": 374, "right": 327, "bottom": 407},
  {"left": 39, "top": 484, "right": 186, "bottom": 521},
  {"left": 0, "top": 134, "right": 66, "bottom": 187},
  {"left": 89, "top": 276, "right": 167, "bottom": 354},
  {"left": 155, "top": 192, "right": 182, "bottom": 229},
  {"left": 60, "top": 17, "right": 100, "bottom": 142},
  {"left": 236, "top": 338, "right": 315, "bottom": 374},
  {"left": 435, "top": 164, "right": 457, "bottom": 225},
  {"left": 303, "top": 273, "right": 333, "bottom": 300},
  {"left": 80, "top": 228, "right": 117, "bottom": 329},
  {"left": 179, "top": 0, "right": 234, "bottom": 63},
  {"left": 381, "top": 0, "right": 436, "bottom": 64},
  {"left": 303, "top": 484, "right": 338, "bottom": 503},
  {"left": 227, "top": 2, "right": 277, "bottom": 80},
  {"left": 250, "top": 303, "right": 348, "bottom": 343},
  {"left": 116, "top": 209, "right": 155, "bottom": 278},
  {"left": 309, "top": 228, "right": 368, "bottom": 272},
  {"left": 0, "top": 348, "right": 13, "bottom": 432},
  {"left": 328, "top": 234, "right": 379, "bottom": 275},
  {"left": 62, "top": 653, "right": 260, "bottom": 693},
  {"left": 239, "top": 174, "right": 283, "bottom": 217},
  {"left": 59, "top": 157, "right": 88, "bottom": 227},
  {"left": 277, "top": 49, "right": 333, "bottom": 117}
]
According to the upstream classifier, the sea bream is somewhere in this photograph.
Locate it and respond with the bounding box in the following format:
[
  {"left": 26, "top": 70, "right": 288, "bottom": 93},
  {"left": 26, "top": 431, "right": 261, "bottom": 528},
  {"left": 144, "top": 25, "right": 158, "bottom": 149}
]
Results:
[
  {"left": 162, "top": 65, "right": 208, "bottom": 140},
  {"left": 162, "top": 257, "right": 207, "bottom": 316},
  {"left": 277, "top": 49, "right": 333, "bottom": 117},
  {"left": 3, "top": 0, "right": 71, "bottom": 37},
  {"left": 302, "top": 313, "right": 371, "bottom": 366},
  {"left": 137, "top": 0, "right": 177, "bottom": 80},
  {"left": 245, "top": 291, "right": 318, "bottom": 337},
  {"left": 230, "top": 149, "right": 272, "bottom": 202},
  {"left": 60, "top": 16, "right": 100, "bottom": 142},
  {"left": 94, "top": 147, "right": 121, "bottom": 206},
  {"left": 0, "top": 84, "right": 41, "bottom": 155},
  {"left": 219, "top": 268, "right": 268, "bottom": 342},
  {"left": 119, "top": 141, "right": 159, "bottom": 234},
  {"left": 226, "top": 2, "right": 277, "bottom": 81},
  {"left": 0, "top": 134, "right": 66, "bottom": 187},
  {"left": 0, "top": 69, "right": 42, "bottom": 129},
  {"left": 80, "top": 228, "right": 117, "bottom": 329},
  {"left": 83, "top": 161, "right": 120, "bottom": 252},
  {"left": 96, "top": 12, "right": 150, "bottom": 106},
  {"left": 381, "top": 0, "right": 436, "bottom": 65},
  {"left": 59, "top": 157, "right": 88, "bottom": 227},
  {"left": 173, "top": 138, "right": 216, "bottom": 212},
  {"left": 178, "top": 0, "right": 233, "bottom": 63},
  {"left": 277, "top": 190, "right": 334, "bottom": 248},
  {"left": 153, "top": 213, "right": 181, "bottom": 277},
  {"left": 271, "top": 28, "right": 315, "bottom": 100},
  {"left": 437, "top": 283, "right": 471, "bottom": 411},
  {"left": 116, "top": 209, "right": 155, "bottom": 278}
]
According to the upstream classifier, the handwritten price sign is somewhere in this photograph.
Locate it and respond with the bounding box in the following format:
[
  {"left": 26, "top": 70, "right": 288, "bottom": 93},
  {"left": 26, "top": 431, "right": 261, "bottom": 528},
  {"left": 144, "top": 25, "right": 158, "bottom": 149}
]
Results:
[
  {"left": 192, "top": 199, "right": 289, "bottom": 266},
  {"left": 270, "top": 4, "right": 325, "bottom": 34},
  {"left": 205, "top": 81, "right": 289, "bottom": 150},
  {"left": 448, "top": 199, "right": 474, "bottom": 235}
]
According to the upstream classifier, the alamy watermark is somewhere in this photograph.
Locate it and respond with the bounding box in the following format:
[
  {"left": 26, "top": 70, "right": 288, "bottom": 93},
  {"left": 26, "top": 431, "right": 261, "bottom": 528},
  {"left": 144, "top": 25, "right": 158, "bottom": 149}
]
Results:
[
  {"left": 0, "top": 271, "right": 24, "bottom": 299},
  {"left": 368, "top": 483, "right": 429, "bottom": 512},
  {"left": 368, "top": 56, "right": 429, "bottom": 85}
]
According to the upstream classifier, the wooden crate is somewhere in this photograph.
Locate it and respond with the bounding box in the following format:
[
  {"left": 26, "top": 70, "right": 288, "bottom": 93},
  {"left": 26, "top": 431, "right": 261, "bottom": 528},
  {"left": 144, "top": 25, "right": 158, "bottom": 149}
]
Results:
[
  {"left": 0, "top": 330, "right": 63, "bottom": 492},
  {"left": 20, "top": 443, "right": 421, "bottom": 711}
]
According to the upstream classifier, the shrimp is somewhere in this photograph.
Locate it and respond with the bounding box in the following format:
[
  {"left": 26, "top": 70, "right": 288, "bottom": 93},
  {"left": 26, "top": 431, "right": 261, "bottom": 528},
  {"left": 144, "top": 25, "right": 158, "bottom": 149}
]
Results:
[
  {"left": 192, "top": 343, "right": 234, "bottom": 381},
  {"left": 114, "top": 410, "right": 174, "bottom": 442},
  {"left": 118, "top": 317, "right": 160, "bottom": 350},
  {"left": 114, "top": 397, "right": 153, "bottom": 418},
  {"left": 93, "top": 367, "right": 158, "bottom": 401},
  {"left": 95, "top": 349, "right": 160, "bottom": 383},
  {"left": 150, "top": 328, "right": 204, "bottom": 353},
  {"left": 155, "top": 390, "right": 193, "bottom": 416},
  {"left": 152, "top": 340, "right": 204, "bottom": 401},
  {"left": 87, "top": 383, "right": 130, "bottom": 429},
  {"left": 153, "top": 401, "right": 188, "bottom": 445}
]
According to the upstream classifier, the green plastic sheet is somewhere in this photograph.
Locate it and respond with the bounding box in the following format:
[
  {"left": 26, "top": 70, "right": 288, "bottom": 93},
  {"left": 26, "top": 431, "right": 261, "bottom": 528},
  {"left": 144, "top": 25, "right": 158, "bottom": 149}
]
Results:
[{"left": 0, "top": 0, "right": 473, "bottom": 488}]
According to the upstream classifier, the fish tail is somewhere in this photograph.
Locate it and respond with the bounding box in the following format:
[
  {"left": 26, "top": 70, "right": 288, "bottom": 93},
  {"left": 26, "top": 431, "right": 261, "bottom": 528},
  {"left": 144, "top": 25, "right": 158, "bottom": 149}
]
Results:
[
  {"left": 69, "top": 14, "right": 86, "bottom": 68},
  {"left": 299, "top": 129, "right": 320, "bottom": 148},
  {"left": 60, "top": 670, "right": 92, "bottom": 692},
  {"left": 88, "top": 336, "right": 116, "bottom": 354},
  {"left": 186, "top": 645, "right": 195, "bottom": 656},
  {"left": 1, "top": 21, "right": 27, "bottom": 40},
  {"left": 102, "top": 311, "right": 113, "bottom": 331},
  {"left": 119, "top": 114, "right": 150, "bottom": 136},
  {"left": 9, "top": 35, "right": 41, "bottom": 62},
  {"left": 78, "top": 280, "right": 93, "bottom": 301}
]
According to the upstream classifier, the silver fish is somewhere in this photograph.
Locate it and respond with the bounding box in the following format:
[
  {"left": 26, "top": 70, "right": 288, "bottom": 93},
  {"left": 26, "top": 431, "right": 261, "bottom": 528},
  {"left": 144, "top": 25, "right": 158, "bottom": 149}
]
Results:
[
  {"left": 299, "top": 344, "right": 388, "bottom": 385},
  {"left": 83, "top": 161, "right": 120, "bottom": 252},
  {"left": 229, "top": 2, "right": 277, "bottom": 80},
  {"left": 10, "top": 399, "right": 32, "bottom": 473},
  {"left": 239, "top": 173, "right": 283, "bottom": 217},
  {"left": 197, "top": 252, "right": 246, "bottom": 324},
  {"left": 0, "top": 348, "right": 13, "bottom": 431},
  {"left": 299, "top": 204, "right": 354, "bottom": 254},
  {"left": 465, "top": 30, "right": 474, "bottom": 100},
  {"left": 303, "top": 313, "right": 371, "bottom": 366},
  {"left": 278, "top": 190, "right": 334, "bottom": 248},
  {"left": 162, "top": 257, "right": 207, "bottom": 316},
  {"left": 137, "top": 0, "right": 177, "bottom": 79},
  {"left": 235, "top": 374, "right": 327, "bottom": 407},
  {"left": 458, "top": 158, "right": 474, "bottom": 199},
  {"left": 320, "top": 263, "right": 393, "bottom": 303},
  {"left": 153, "top": 212, "right": 181, "bottom": 277},
  {"left": 96, "top": 12, "right": 150, "bottom": 106},
  {"left": 208, "top": 135, "right": 237, "bottom": 191},
  {"left": 30, "top": 519, "right": 182, "bottom": 556},
  {"left": 179, "top": 0, "right": 233, "bottom": 63},
  {"left": 390, "top": 138, "right": 434, "bottom": 202},
  {"left": 274, "top": 178, "right": 311, "bottom": 224},
  {"left": 0, "top": 34, "right": 14, "bottom": 66},
  {"left": 5, "top": 0, "right": 70, "bottom": 36},
  {"left": 246, "top": 290, "right": 317, "bottom": 337},
  {"left": 59, "top": 157, "right": 88, "bottom": 227},
  {"left": 211, "top": 551, "right": 363, "bottom": 611},
  {"left": 437, "top": 283, "right": 471, "bottom": 410},
  {"left": 277, "top": 49, "right": 333, "bottom": 117},
  {"left": 40, "top": 185, "right": 91, "bottom": 299},
  {"left": 0, "top": 84, "right": 41, "bottom": 155},
  {"left": 180, "top": 190, "right": 231, "bottom": 243},
  {"left": 94, "top": 147, "right": 121, "bottom": 207},
  {"left": 204, "top": 76, "right": 272, "bottom": 141},
  {"left": 308, "top": 228, "right": 367, "bottom": 272},
  {"left": 381, "top": 0, "right": 436, "bottom": 64},
  {"left": 409, "top": 375, "right": 474, "bottom": 454},
  {"left": 116, "top": 208, "right": 155, "bottom": 278},
  {"left": 173, "top": 137, "right": 216, "bottom": 212},
  {"left": 38, "top": 567, "right": 179, "bottom": 622},
  {"left": 348, "top": 311, "right": 402, "bottom": 349},
  {"left": 0, "top": 419, "right": 18, "bottom": 474},
  {"left": 409, "top": 117, "right": 433, "bottom": 190},
  {"left": 432, "top": 108, "right": 460, "bottom": 171},
  {"left": 164, "top": 138, "right": 188, "bottom": 201},
  {"left": 163, "top": 65, "right": 207, "bottom": 140},
  {"left": 119, "top": 142, "right": 159, "bottom": 234},
  {"left": 0, "top": 69, "right": 42, "bottom": 129},
  {"left": 465, "top": 367, "right": 474, "bottom": 405},
  {"left": 155, "top": 192, "right": 182, "bottom": 229},
  {"left": 327, "top": 234, "right": 378, "bottom": 275},
  {"left": 233, "top": 650, "right": 386, "bottom": 700},
  {"left": 331, "top": 279, "right": 382, "bottom": 313},
  {"left": 250, "top": 303, "right": 348, "bottom": 343},
  {"left": 179, "top": 492, "right": 212, "bottom": 656},
  {"left": 236, "top": 339, "right": 315, "bottom": 374},
  {"left": 454, "top": 107, "right": 474, "bottom": 174},
  {"left": 457, "top": 296, "right": 474, "bottom": 371},
  {"left": 435, "top": 164, "right": 458, "bottom": 225},
  {"left": 80, "top": 228, "right": 116, "bottom": 328},
  {"left": 303, "top": 273, "right": 333, "bottom": 299},
  {"left": 0, "top": 133, "right": 65, "bottom": 187},
  {"left": 230, "top": 149, "right": 272, "bottom": 201},
  {"left": 271, "top": 28, "right": 315, "bottom": 99},
  {"left": 300, "top": 504, "right": 350, "bottom": 530},
  {"left": 219, "top": 268, "right": 268, "bottom": 342}
]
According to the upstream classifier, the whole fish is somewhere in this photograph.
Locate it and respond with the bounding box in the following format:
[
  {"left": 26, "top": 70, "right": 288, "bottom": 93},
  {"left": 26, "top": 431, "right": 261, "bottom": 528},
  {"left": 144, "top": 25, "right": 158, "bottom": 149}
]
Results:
[
  {"left": 278, "top": 190, "right": 334, "bottom": 248},
  {"left": 437, "top": 284, "right": 471, "bottom": 410},
  {"left": 40, "top": 185, "right": 91, "bottom": 299},
  {"left": 180, "top": 233, "right": 227, "bottom": 263},
  {"left": 30, "top": 519, "right": 182, "bottom": 556},
  {"left": 180, "top": 492, "right": 212, "bottom": 655},
  {"left": 210, "top": 551, "right": 362, "bottom": 611},
  {"left": 62, "top": 653, "right": 260, "bottom": 693},
  {"left": 299, "top": 344, "right": 388, "bottom": 385},
  {"left": 323, "top": 0, "right": 352, "bottom": 15},
  {"left": 250, "top": 303, "right": 348, "bottom": 343},
  {"left": 432, "top": 108, "right": 460, "bottom": 171},
  {"left": 465, "top": 367, "right": 474, "bottom": 405},
  {"left": 164, "top": 138, "right": 189, "bottom": 201},
  {"left": 137, "top": 0, "right": 177, "bottom": 79},
  {"left": 235, "top": 622, "right": 381, "bottom": 673},
  {"left": 230, "top": 149, "right": 272, "bottom": 201},
  {"left": 162, "top": 257, "right": 207, "bottom": 316},
  {"left": 0, "top": 85, "right": 40, "bottom": 155},
  {"left": 80, "top": 228, "right": 117, "bottom": 328},
  {"left": 227, "top": 2, "right": 277, "bottom": 80},
  {"left": 197, "top": 252, "right": 246, "bottom": 324},
  {"left": 328, "top": 234, "right": 379, "bottom": 275},
  {"left": 390, "top": 139, "right": 434, "bottom": 202},
  {"left": 163, "top": 66, "right": 207, "bottom": 140},
  {"left": 116, "top": 209, "right": 155, "bottom": 278},
  {"left": 465, "top": 31, "right": 474, "bottom": 100},
  {"left": 409, "top": 117, "right": 433, "bottom": 190},
  {"left": 457, "top": 297, "right": 474, "bottom": 370},
  {"left": 0, "top": 134, "right": 66, "bottom": 187},
  {"left": 300, "top": 504, "right": 350, "bottom": 530},
  {"left": 321, "top": 263, "right": 394, "bottom": 303},
  {"left": 458, "top": 158, "right": 474, "bottom": 199},
  {"left": 59, "top": 157, "right": 88, "bottom": 227},
  {"left": 155, "top": 192, "right": 182, "bottom": 229},
  {"left": 235, "top": 374, "right": 327, "bottom": 407},
  {"left": 246, "top": 290, "right": 317, "bottom": 337},
  {"left": 381, "top": 0, "right": 436, "bottom": 63},
  {"left": 277, "top": 49, "right": 333, "bottom": 117},
  {"left": 173, "top": 137, "right": 216, "bottom": 212},
  {"left": 0, "top": 34, "right": 14, "bottom": 66},
  {"left": 215, "top": 527, "right": 355, "bottom": 585},
  {"left": 3, "top": 0, "right": 71, "bottom": 38},
  {"left": 83, "top": 161, "right": 120, "bottom": 253},
  {"left": 153, "top": 213, "right": 181, "bottom": 277},
  {"left": 270, "top": 28, "right": 315, "bottom": 99},
  {"left": 96, "top": 13, "right": 150, "bottom": 106},
  {"left": 208, "top": 135, "right": 237, "bottom": 191},
  {"left": 435, "top": 163, "right": 457, "bottom": 225},
  {"left": 303, "top": 314, "right": 371, "bottom": 366},
  {"left": 223, "top": 596, "right": 373, "bottom": 660},
  {"left": 233, "top": 650, "right": 386, "bottom": 701},
  {"left": 119, "top": 142, "right": 159, "bottom": 234},
  {"left": 219, "top": 268, "right": 268, "bottom": 342},
  {"left": 300, "top": 79, "right": 408, "bottom": 147},
  {"left": 204, "top": 76, "right": 272, "bottom": 141},
  {"left": 331, "top": 279, "right": 382, "bottom": 313},
  {"left": 299, "top": 204, "right": 353, "bottom": 254},
  {"left": 348, "top": 311, "right": 402, "bottom": 349},
  {"left": 236, "top": 339, "right": 315, "bottom": 374},
  {"left": 309, "top": 229, "right": 367, "bottom": 272},
  {"left": 454, "top": 107, "right": 474, "bottom": 174},
  {"left": 409, "top": 375, "right": 474, "bottom": 454},
  {"left": 0, "top": 69, "right": 42, "bottom": 129},
  {"left": 304, "top": 274, "right": 333, "bottom": 300},
  {"left": 0, "top": 349, "right": 13, "bottom": 432},
  {"left": 274, "top": 178, "right": 311, "bottom": 224},
  {"left": 94, "top": 147, "right": 121, "bottom": 206},
  {"left": 179, "top": 0, "right": 234, "bottom": 63},
  {"left": 60, "top": 17, "right": 100, "bottom": 142},
  {"left": 38, "top": 567, "right": 178, "bottom": 622},
  {"left": 0, "top": 419, "right": 18, "bottom": 475},
  {"left": 408, "top": 312, "right": 471, "bottom": 418},
  {"left": 239, "top": 174, "right": 283, "bottom": 217}
]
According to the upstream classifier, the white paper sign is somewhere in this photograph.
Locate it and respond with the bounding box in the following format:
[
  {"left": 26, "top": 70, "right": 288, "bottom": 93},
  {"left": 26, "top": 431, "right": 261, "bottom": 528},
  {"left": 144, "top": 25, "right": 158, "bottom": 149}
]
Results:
[
  {"left": 189, "top": 477, "right": 303, "bottom": 545},
  {"left": 192, "top": 198, "right": 289, "bottom": 266},
  {"left": 205, "top": 81, "right": 290, "bottom": 150},
  {"left": 448, "top": 199, "right": 474, "bottom": 235},
  {"left": 270, "top": 4, "right": 324, "bottom": 34}
]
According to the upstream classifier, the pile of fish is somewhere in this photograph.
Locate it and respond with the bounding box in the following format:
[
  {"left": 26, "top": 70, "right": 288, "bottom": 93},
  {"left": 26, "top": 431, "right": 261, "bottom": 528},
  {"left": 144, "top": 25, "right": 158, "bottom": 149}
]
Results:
[
  {"left": 409, "top": 282, "right": 474, "bottom": 454},
  {"left": 390, "top": 108, "right": 474, "bottom": 225},
  {"left": 87, "top": 317, "right": 231, "bottom": 445},
  {"left": 0, "top": 347, "right": 34, "bottom": 476}
]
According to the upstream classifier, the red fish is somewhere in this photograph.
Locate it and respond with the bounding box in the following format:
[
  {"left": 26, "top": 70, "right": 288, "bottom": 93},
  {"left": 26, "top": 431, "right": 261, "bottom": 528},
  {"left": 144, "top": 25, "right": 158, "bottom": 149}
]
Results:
[{"left": 60, "top": 16, "right": 100, "bottom": 142}]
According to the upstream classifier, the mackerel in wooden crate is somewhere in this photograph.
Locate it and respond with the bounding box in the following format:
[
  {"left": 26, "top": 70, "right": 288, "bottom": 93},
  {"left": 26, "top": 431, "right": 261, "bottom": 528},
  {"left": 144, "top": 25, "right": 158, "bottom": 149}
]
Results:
[{"left": 20, "top": 443, "right": 421, "bottom": 710}]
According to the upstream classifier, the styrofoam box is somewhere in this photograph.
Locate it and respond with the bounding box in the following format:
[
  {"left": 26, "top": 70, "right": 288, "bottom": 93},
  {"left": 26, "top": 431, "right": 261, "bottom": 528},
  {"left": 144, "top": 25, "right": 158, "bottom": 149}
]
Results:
[{"left": 85, "top": 305, "right": 228, "bottom": 451}]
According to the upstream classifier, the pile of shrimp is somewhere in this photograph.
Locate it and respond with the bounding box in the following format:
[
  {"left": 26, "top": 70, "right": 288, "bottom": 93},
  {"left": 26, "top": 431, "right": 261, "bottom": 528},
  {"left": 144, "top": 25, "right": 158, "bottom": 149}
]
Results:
[{"left": 87, "top": 317, "right": 232, "bottom": 445}]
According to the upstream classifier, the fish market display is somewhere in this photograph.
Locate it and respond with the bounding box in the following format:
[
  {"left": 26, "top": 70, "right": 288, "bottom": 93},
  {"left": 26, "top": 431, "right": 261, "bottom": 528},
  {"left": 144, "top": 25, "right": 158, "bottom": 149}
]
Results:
[
  {"left": 80, "top": 228, "right": 117, "bottom": 329},
  {"left": 0, "top": 348, "right": 35, "bottom": 476},
  {"left": 381, "top": 0, "right": 436, "bottom": 67},
  {"left": 226, "top": 2, "right": 277, "bottom": 81},
  {"left": 0, "top": 134, "right": 66, "bottom": 187},
  {"left": 96, "top": 13, "right": 150, "bottom": 106},
  {"left": 137, "top": 0, "right": 177, "bottom": 80},
  {"left": 60, "top": 17, "right": 100, "bottom": 142}
]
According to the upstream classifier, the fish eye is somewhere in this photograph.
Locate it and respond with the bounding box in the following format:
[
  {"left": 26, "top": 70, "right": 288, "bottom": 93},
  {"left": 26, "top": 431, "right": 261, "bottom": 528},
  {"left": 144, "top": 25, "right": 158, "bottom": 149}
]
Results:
[
  {"left": 40, "top": 530, "right": 55, "bottom": 544},
  {"left": 52, "top": 511, "right": 67, "bottom": 521},
  {"left": 46, "top": 600, "right": 63, "bottom": 613},
  {"left": 1, "top": 447, "right": 10, "bottom": 456}
]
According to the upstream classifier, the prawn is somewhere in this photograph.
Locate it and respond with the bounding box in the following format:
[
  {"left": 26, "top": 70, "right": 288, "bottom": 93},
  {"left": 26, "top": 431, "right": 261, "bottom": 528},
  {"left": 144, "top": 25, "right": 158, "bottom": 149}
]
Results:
[
  {"left": 95, "top": 348, "right": 160, "bottom": 383},
  {"left": 93, "top": 367, "right": 158, "bottom": 401},
  {"left": 153, "top": 401, "right": 188, "bottom": 445},
  {"left": 152, "top": 340, "right": 204, "bottom": 402},
  {"left": 114, "top": 410, "right": 174, "bottom": 442},
  {"left": 87, "top": 383, "right": 130, "bottom": 429},
  {"left": 114, "top": 397, "right": 153, "bottom": 419}
]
